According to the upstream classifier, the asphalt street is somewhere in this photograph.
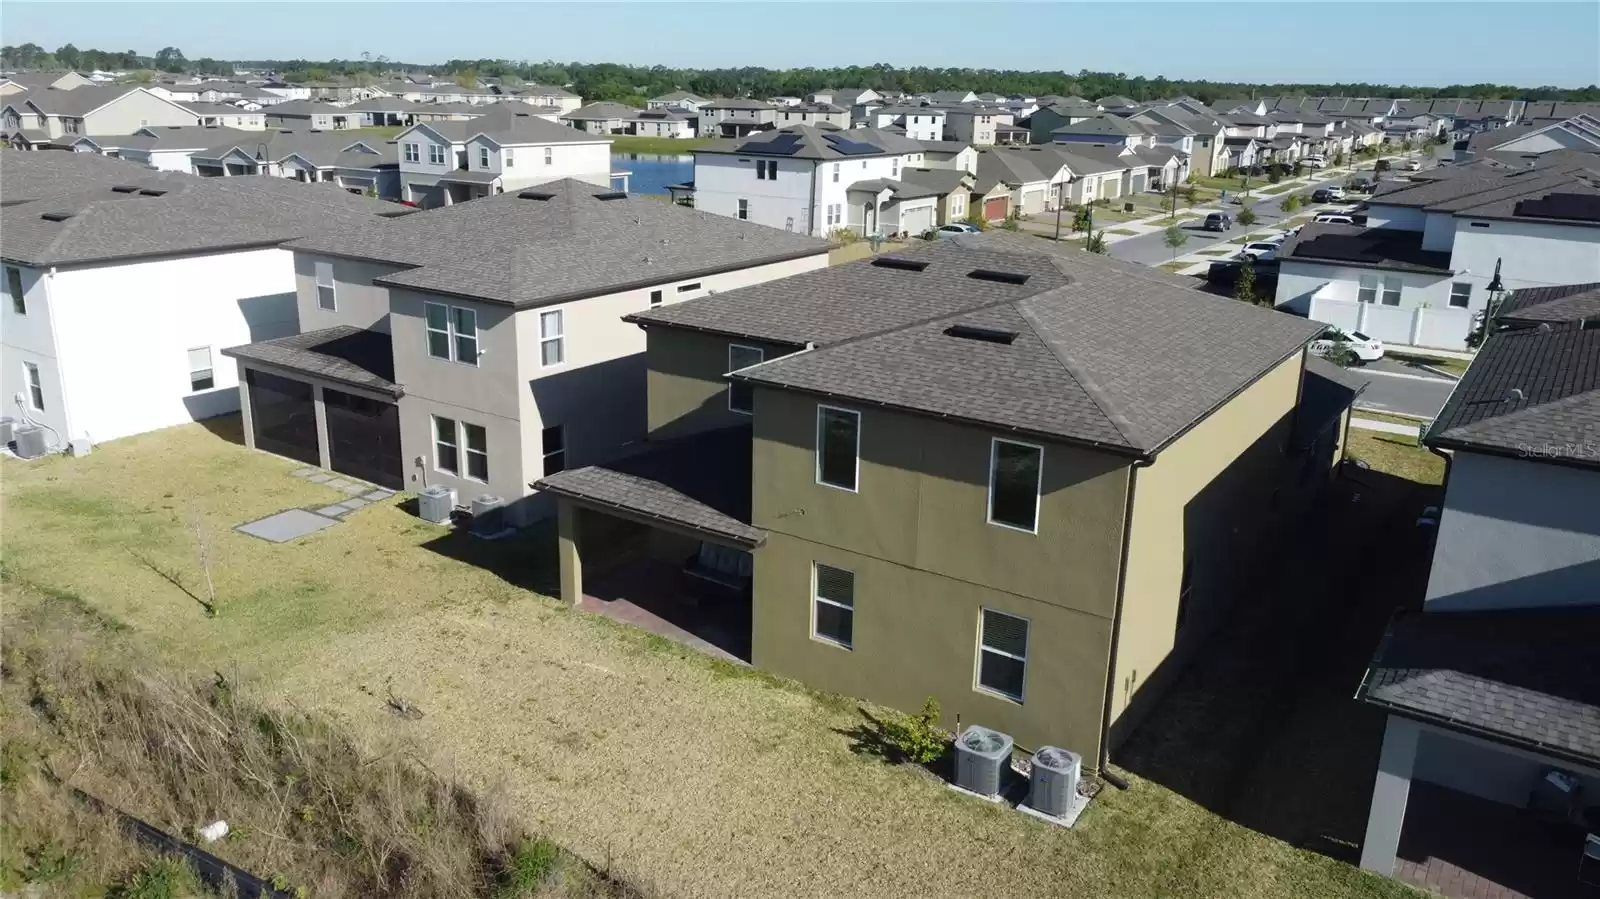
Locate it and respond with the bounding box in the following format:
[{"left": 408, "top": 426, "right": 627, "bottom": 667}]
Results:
[{"left": 1346, "top": 362, "right": 1458, "bottom": 419}]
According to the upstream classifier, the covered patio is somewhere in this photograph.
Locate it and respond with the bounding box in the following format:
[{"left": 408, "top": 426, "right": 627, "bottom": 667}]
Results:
[
  {"left": 222, "top": 326, "right": 405, "bottom": 490},
  {"left": 1356, "top": 607, "right": 1600, "bottom": 899},
  {"left": 437, "top": 170, "right": 503, "bottom": 205},
  {"left": 534, "top": 426, "right": 762, "bottom": 663}
]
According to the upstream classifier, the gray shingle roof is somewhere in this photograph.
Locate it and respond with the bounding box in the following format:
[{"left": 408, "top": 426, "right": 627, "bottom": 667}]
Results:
[
  {"left": 0, "top": 149, "right": 158, "bottom": 204},
  {"left": 195, "top": 130, "right": 382, "bottom": 168},
  {"left": 20, "top": 84, "right": 148, "bottom": 117},
  {"left": 221, "top": 325, "right": 401, "bottom": 397},
  {"left": 702, "top": 97, "right": 773, "bottom": 111},
  {"left": 694, "top": 124, "right": 923, "bottom": 161},
  {"left": 534, "top": 425, "right": 763, "bottom": 547},
  {"left": 1497, "top": 282, "right": 1600, "bottom": 327},
  {"left": 1357, "top": 608, "right": 1600, "bottom": 768},
  {"left": 286, "top": 178, "right": 827, "bottom": 309},
  {"left": 0, "top": 160, "right": 396, "bottom": 266},
  {"left": 1051, "top": 115, "right": 1141, "bottom": 136},
  {"left": 562, "top": 101, "right": 639, "bottom": 121},
  {"left": 1425, "top": 318, "right": 1600, "bottom": 466},
  {"left": 632, "top": 233, "right": 1322, "bottom": 455}
]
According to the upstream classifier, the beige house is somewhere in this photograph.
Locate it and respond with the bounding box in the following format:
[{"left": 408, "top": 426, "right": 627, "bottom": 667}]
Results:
[
  {"left": 2, "top": 85, "right": 198, "bottom": 145},
  {"left": 536, "top": 233, "right": 1343, "bottom": 768}
]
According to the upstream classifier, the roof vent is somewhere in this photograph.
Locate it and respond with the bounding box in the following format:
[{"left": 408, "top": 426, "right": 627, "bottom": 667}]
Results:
[
  {"left": 137, "top": 188, "right": 167, "bottom": 197},
  {"left": 39, "top": 211, "right": 74, "bottom": 222},
  {"left": 592, "top": 190, "right": 629, "bottom": 201},
  {"left": 517, "top": 190, "right": 555, "bottom": 200},
  {"left": 871, "top": 256, "right": 930, "bottom": 272},
  {"left": 110, "top": 184, "right": 140, "bottom": 193},
  {"left": 1506, "top": 388, "right": 1525, "bottom": 402},
  {"left": 945, "top": 324, "right": 1018, "bottom": 345},
  {"left": 968, "top": 268, "right": 1031, "bottom": 285}
]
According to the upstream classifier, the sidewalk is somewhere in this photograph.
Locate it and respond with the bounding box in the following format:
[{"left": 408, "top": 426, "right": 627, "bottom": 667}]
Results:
[{"left": 1351, "top": 417, "right": 1423, "bottom": 437}]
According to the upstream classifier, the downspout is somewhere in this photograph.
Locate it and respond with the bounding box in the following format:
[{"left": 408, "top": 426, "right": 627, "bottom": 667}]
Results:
[
  {"left": 1097, "top": 455, "right": 1153, "bottom": 790},
  {"left": 808, "top": 161, "right": 819, "bottom": 237}
]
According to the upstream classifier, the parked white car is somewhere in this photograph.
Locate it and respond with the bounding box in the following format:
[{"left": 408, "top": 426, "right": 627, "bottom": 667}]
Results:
[
  {"left": 1239, "top": 240, "right": 1282, "bottom": 261},
  {"left": 935, "top": 223, "right": 980, "bottom": 237},
  {"left": 1402, "top": 159, "right": 1423, "bottom": 172},
  {"left": 1309, "top": 328, "right": 1385, "bottom": 364},
  {"left": 1313, "top": 213, "right": 1357, "bottom": 225},
  {"left": 1302, "top": 155, "right": 1327, "bottom": 169}
]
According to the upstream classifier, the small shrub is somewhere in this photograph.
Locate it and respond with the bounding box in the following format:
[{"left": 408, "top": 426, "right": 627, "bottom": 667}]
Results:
[
  {"left": 116, "top": 856, "right": 201, "bottom": 899},
  {"left": 1071, "top": 205, "right": 1092, "bottom": 234},
  {"left": 1084, "top": 230, "right": 1109, "bottom": 254},
  {"left": 1266, "top": 168, "right": 1282, "bottom": 184},
  {"left": 1282, "top": 193, "right": 1301, "bottom": 213},
  {"left": 828, "top": 227, "right": 858, "bottom": 245},
  {"left": 963, "top": 211, "right": 990, "bottom": 232},
  {"left": 1237, "top": 204, "right": 1257, "bottom": 227},
  {"left": 497, "top": 838, "right": 561, "bottom": 897},
  {"left": 1001, "top": 212, "right": 1020, "bottom": 232},
  {"left": 881, "top": 697, "right": 948, "bottom": 764}
]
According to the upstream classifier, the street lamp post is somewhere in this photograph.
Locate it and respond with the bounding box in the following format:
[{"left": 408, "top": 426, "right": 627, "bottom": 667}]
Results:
[{"left": 1485, "top": 257, "right": 1507, "bottom": 324}]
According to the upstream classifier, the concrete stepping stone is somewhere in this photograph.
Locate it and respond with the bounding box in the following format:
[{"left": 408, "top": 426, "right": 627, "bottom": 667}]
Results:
[
  {"left": 315, "top": 505, "right": 350, "bottom": 518},
  {"left": 338, "top": 482, "right": 368, "bottom": 496},
  {"left": 338, "top": 498, "right": 367, "bottom": 510},
  {"left": 291, "top": 468, "right": 316, "bottom": 478},
  {"left": 307, "top": 473, "right": 333, "bottom": 484},
  {"left": 362, "top": 489, "right": 394, "bottom": 501},
  {"left": 237, "top": 509, "right": 340, "bottom": 542}
]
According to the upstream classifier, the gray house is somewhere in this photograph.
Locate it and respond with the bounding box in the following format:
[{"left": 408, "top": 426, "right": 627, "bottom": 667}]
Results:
[
  {"left": 1356, "top": 282, "right": 1600, "bottom": 897},
  {"left": 221, "top": 180, "right": 830, "bottom": 523}
]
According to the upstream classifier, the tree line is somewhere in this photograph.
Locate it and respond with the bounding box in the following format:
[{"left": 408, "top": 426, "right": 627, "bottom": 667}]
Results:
[{"left": 4, "top": 44, "right": 1597, "bottom": 105}]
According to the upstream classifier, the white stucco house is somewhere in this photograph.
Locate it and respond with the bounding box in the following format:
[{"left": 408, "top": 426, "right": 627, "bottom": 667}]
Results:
[{"left": 394, "top": 108, "right": 614, "bottom": 207}]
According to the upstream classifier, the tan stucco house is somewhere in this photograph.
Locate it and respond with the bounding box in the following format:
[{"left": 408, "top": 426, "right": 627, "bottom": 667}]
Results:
[{"left": 535, "top": 232, "right": 1339, "bottom": 771}]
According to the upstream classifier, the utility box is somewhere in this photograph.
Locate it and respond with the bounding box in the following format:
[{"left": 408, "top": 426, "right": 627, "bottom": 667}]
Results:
[
  {"left": 954, "top": 725, "right": 1013, "bottom": 799},
  {"left": 417, "top": 485, "right": 456, "bottom": 524}
]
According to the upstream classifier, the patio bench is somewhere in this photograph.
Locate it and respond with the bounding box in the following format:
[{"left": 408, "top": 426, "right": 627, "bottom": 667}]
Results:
[{"left": 684, "top": 542, "right": 751, "bottom": 594}]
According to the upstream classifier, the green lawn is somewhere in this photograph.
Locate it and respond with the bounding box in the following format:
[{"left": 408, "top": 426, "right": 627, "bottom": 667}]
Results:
[
  {"left": 0, "top": 422, "right": 1417, "bottom": 899},
  {"left": 1196, "top": 248, "right": 1231, "bottom": 256},
  {"left": 346, "top": 125, "right": 405, "bottom": 140},
  {"left": 1108, "top": 227, "right": 1139, "bottom": 236},
  {"left": 829, "top": 238, "right": 910, "bottom": 265},
  {"left": 1159, "top": 260, "right": 1197, "bottom": 273},
  {"left": 1344, "top": 428, "right": 1446, "bottom": 486},
  {"left": 609, "top": 134, "right": 713, "bottom": 155},
  {"left": 1259, "top": 184, "right": 1295, "bottom": 195}
]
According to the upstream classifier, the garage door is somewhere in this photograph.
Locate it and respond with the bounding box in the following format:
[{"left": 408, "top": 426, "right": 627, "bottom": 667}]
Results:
[
  {"left": 1020, "top": 188, "right": 1045, "bottom": 215},
  {"left": 1129, "top": 171, "right": 1147, "bottom": 194},
  {"left": 983, "top": 196, "right": 1008, "bottom": 222},
  {"left": 246, "top": 370, "right": 319, "bottom": 466},
  {"left": 342, "top": 176, "right": 375, "bottom": 193},
  {"left": 900, "top": 202, "right": 935, "bottom": 235},
  {"left": 408, "top": 181, "right": 434, "bottom": 204},
  {"left": 1100, "top": 178, "right": 1121, "bottom": 200}
]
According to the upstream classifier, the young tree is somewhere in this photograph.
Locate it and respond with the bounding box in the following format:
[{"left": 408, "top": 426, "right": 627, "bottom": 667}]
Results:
[
  {"left": 1237, "top": 204, "right": 1257, "bottom": 227},
  {"left": 455, "top": 68, "right": 480, "bottom": 88},
  {"left": 1071, "top": 205, "right": 1092, "bottom": 234},
  {"left": 1282, "top": 193, "right": 1301, "bottom": 213},
  {"left": 1084, "top": 231, "right": 1109, "bottom": 254},
  {"left": 1162, "top": 222, "right": 1189, "bottom": 260},
  {"left": 1234, "top": 254, "right": 1257, "bottom": 304}
]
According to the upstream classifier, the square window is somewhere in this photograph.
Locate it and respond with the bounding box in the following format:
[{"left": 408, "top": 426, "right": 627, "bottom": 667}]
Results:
[
  {"left": 187, "top": 346, "right": 214, "bottom": 392},
  {"left": 544, "top": 147, "right": 553, "bottom": 165},
  {"left": 1357, "top": 275, "right": 1378, "bottom": 304},
  {"left": 506, "top": 148, "right": 515, "bottom": 167},
  {"left": 539, "top": 309, "right": 565, "bottom": 367},
  {"left": 1381, "top": 277, "right": 1402, "bottom": 306},
  {"left": 424, "top": 302, "right": 451, "bottom": 359},
  {"left": 812, "top": 563, "right": 854, "bottom": 648},
  {"left": 1449, "top": 281, "right": 1471, "bottom": 308},
  {"left": 314, "top": 261, "right": 336, "bottom": 310},
  {"left": 976, "top": 608, "right": 1028, "bottom": 702},
  {"left": 6, "top": 267, "right": 23, "bottom": 315},
  {"left": 649, "top": 289, "right": 663, "bottom": 307},
  {"left": 463, "top": 422, "right": 488, "bottom": 481},
  {"left": 988, "top": 439, "right": 1042, "bottom": 532},
  {"left": 727, "top": 344, "right": 764, "bottom": 414},
  {"left": 23, "top": 361, "right": 43, "bottom": 411},
  {"left": 815, "top": 405, "right": 860, "bottom": 491},
  {"left": 542, "top": 424, "right": 565, "bottom": 474},
  {"left": 433, "top": 416, "right": 460, "bottom": 475}
]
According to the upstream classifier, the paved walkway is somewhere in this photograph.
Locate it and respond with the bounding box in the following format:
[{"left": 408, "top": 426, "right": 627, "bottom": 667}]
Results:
[
  {"left": 1351, "top": 417, "right": 1423, "bottom": 437},
  {"left": 235, "top": 468, "right": 397, "bottom": 543}
]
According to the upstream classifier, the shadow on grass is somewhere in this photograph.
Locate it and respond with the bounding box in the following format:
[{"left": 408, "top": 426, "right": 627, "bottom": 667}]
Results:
[
  {"left": 194, "top": 413, "right": 248, "bottom": 447},
  {"left": 834, "top": 707, "right": 954, "bottom": 782},
  {"left": 1114, "top": 465, "right": 1442, "bottom": 867},
  {"left": 410, "top": 500, "right": 561, "bottom": 597}
]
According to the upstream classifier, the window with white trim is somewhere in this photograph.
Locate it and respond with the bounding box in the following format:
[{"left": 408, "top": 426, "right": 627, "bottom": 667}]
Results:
[
  {"left": 1381, "top": 276, "right": 1402, "bottom": 306},
  {"left": 478, "top": 146, "right": 489, "bottom": 168},
  {"left": 1449, "top": 281, "right": 1471, "bottom": 308},
  {"left": 737, "top": 198, "right": 749, "bottom": 220},
  {"left": 314, "top": 261, "right": 336, "bottom": 310},
  {"left": 22, "top": 361, "right": 43, "bottom": 411},
  {"left": 1357, "top": 274, "right": 1378, "bottom": 304},
  {"left": 541, "top": 425, "right": 565, "bottom": 474},
  {"left": 423, "top": 301, "right": 479, "bottom": 365},
  {"left": 462, "top": 422, "right": 488, "bottom": 480},
  {"left": 976, "top": 608, "right": 1028, "bottom": 702},
  {"left": 404, "top": 142, "right": 420, "bottom": 162},
  {"left": 539, "top": 309, "right": 564, "bottom": 366},
  {"left": 726, "top": 344, "right": 763, "bottom": 414},
  {"left": 187, "top": 346, "right": 214, "bottom": 391},
  {"left": 506, "top": 148, "right": 515, "bottom": 167},
  {"left": 812, "top": 563, "right": 854, "bottom": 648},
  {"left": 815, "top": 405, "right": 860, "bottom": 491},
  {"left": 832, "top": 162, "right": 840, "bottom": 183},
  {"left": 677, "top": 282, "right": 701, "bottom": 294},
  {"left": 544, "top": 147, "right": 552, "bottom": 165},
  {"left": 988, "top": 439, "right": 1042, "bottom": 532},
  {"left": 6, "top": 266, "right": 23, "bottom": 315},
  {"left": 433, "top": 415, "right": 459, "bottom": 475}
]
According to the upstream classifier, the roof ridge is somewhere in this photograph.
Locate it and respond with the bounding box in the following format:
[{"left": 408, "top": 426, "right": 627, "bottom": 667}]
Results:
[{"left": 1014, "top": 293, "right": 1139, "bottom": 448}]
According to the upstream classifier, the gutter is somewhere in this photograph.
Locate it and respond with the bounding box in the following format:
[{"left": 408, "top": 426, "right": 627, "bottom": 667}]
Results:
[{"left": 1096, "top": 455, "right": 1153, "bottom": 790}]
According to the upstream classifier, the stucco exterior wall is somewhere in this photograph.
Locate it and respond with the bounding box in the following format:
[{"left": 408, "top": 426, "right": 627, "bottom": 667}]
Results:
[
  {"left": 644, "top": 328, "right": 802, "bottom": 440},
  {"left": 83, "top": 90, "right": 199, "bottom": 134},
  {"left": 0, "top": 263, "right": 70, "bottom": 441},
  {"left": 293, "top": 253, "right": 406, "bottom": 334}
]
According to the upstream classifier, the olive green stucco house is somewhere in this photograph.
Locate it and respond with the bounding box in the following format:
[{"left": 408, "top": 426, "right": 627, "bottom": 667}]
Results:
[{"left": 535, "top": 232, "right": 1347, "bottom": 771}]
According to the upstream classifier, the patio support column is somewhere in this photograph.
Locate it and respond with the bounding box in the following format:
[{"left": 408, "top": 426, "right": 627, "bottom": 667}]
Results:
[
  {"left": 556, "top": 501, "right": 583, "bottom": 606},
  {"left": 236, "top": 361, "right": 256, "bottom": 450},
  {"left": 311, "top": 383, "right": 331, "bottom": 470},
  {"left": 1360, "top": 715, "right": 1420, "bottom": 875}
]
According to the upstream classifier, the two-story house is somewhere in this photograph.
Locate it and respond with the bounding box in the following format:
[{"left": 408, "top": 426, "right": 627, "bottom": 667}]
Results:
[
  {"left": 67, "top": 125, "right": 256, "bottom": 173},
  {"left": 628, "top": 108, "right": 695, "bottom": 139},
  {"left": 942, "top": 105, "right": 1012, "bottom": 146},
  {"left": 263, "top": 99, "right": 355, "bottom": 131},
  {"left": 1275, "top": 160, "right": 1600, "bottom": 350},
  {"left": 393, "top": 109, "right": 613, "bottom": 207},
  {"left": 220, "top": 180, "right": 828, "bottom": 519},
  {"left": 647, "top": 91, "right": 709, "bottom": 112},
  {"left": 1, "top": 85, "right": 198, "bottom": 147},
  {"left": 561, "top": 101, "right": 639, "bottom": 135},
  {"left": 697, "top": 98, "right": 778, "bottom": 138},
  {"left": 0, "top": 153, "right": 402, "bottom": 447},
  {"left": 534, "top": 232, "right": 1328, "bottom": 767},
  {"left": 689, "top": 125, "right": 928, "bottom": 236},
  {"left": 500, "top": 84, "right": 582, "bottom": 114},
  {"left": 1355, "top": 287, "right": 1600, "bottom": 895},
  {"left": 773, "top": 102, "right": 850, "bottom": 129},
  {"left": 190, "top": 129, "right": 397, "bottom": 196},
  {"left": 180, "top": 101, "right": 267, "bottom": 130},
  {"left": 859, "top": 106, "right": 946, "bottom": 142}
]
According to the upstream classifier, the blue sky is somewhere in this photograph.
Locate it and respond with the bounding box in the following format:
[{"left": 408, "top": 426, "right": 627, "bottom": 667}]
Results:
[{"left": 5, "top": 2, "right": 1598, "bottom": 87}]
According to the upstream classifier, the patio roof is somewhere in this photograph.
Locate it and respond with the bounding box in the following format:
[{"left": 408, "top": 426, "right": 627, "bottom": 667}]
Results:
[
  {"left": 437, "top": 170, "right": 502, "bottom": 184},
  {"left": 221, "top": 325, "right": 402, "bottom": 398},
  {"left": 1356, "top": 607, "right": 1600, "bottom": 769},
  {"left": 533, "top": 426, "right": 763, "bottom": 548}
]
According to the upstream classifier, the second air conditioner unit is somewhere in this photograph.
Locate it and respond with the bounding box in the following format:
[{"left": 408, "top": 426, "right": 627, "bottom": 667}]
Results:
[
  {"left": 1028, "top": 746, "right": 1081, "bottom": 818},
  {"left": 954, "top": 725, "right": 1013, "bottom": 799}
]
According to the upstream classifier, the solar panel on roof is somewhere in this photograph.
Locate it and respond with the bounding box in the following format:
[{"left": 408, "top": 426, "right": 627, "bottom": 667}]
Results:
[
  {"left": 1513, "top": 193, "right": 1600, "bottom": 222},
  {"left": 822, "top": 133, "right": 882, "bottom": 155}
]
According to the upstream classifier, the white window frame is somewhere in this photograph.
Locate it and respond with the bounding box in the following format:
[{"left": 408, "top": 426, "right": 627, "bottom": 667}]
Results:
[
  {"left": 433, "top": 414, "right": 460, "bottom": 477},
  {"left": 22, "top": 360, "right": 43, "bottom": 411},
  {"left": 462, "top": 422, "right": 488, "bottom": 482},
  {"left": 1449, "top": 281, "right": 1471, "bottom": 308},
  {"left": 187, "top": 346, "right": 214, "bottom": 392},
  {"left": 478, "top": 146, "right": 489, "bottom": 168},
  {"left": 505, "top": 148, "right": 515, "bottom": 167},
  {"left": 987, "top": 437, "right": 1043, "bottom": 534},
  {"left": 649, "top": 289, "right": 663, "bottom": 307},
  {"left": 974, "top": 608, "right": 1029, "bottom": 703},
  {"left": 538, "top": 308, "right": 565, "bottom": 368},
  {"left": 6, "top": 266, "right": 23, "bottom": 315},
  {"left": 814, "top": 404, "right": 861, "bottom": 493},
  {"left": 423, "top": 301, "right": 479, "bottom": 366},
  {"left": 1357, "top": 274, "right": 1378, "bottom": 304},
  {"left": 314, "top": 260, "right": 336, "bottom": 311},
  {"left": 832, "top": 162, "right": 839, "bottom": 183},
  {"left": 403, "top": 142, "right": 419, "bottom": 163},
  {"left": 810, "top": 562, "right": 855, "bottom": 650},
  {"left": 428, "top": 144, "right": 446, "bottom": 165},
  {"left": 737, "top": 198, "right": 749, "bottom": 220},
  {"left": 544, "top": 146, "right": 553, "bottom": 166},
  {"left": 726, "top": 344, "right": 764, "bottom": 414},
  {"left": 1380, "top": 276, "right": 1402, "bottom": 306}
]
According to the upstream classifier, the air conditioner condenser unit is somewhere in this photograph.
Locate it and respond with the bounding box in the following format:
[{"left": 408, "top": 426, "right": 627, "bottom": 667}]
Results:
[{"left": 954, "top": 725, "right": 1013, "bottom": 799}]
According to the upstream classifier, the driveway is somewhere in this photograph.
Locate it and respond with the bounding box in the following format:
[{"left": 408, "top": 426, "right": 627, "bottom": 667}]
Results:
[{"left": 1110, "top": 171, "right": 1357, "bottom": 266}]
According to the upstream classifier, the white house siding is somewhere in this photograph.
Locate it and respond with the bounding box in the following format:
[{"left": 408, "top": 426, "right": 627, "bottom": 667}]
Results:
[
  {"left": 1363, "top": 204, "right": 1426, "bottom": 230},
  {"left": 1420, "top": 212, "right": 1456, "bottom": 252},
  {"left": 0, "top": 264, "right": 72, "bottom": 443},
  {"left": 1426, "top": 451, "right": 1600, "bottom": 611},
  {"left": 1018, "top": 186, "right": 1047, "bottom": 215},
  {"left": 1276, "top": 260, "right": 1476, "bottom": 349},
  {"left": 37, "top": 249, "right": 297, "bottom": 443},
  {"left": 500, "top": 141, "right": 612, "bottom": 192},
  {"left": 1448, "top": 218, "right": 1600, "bottom": 294},
  {"left": 1412, "top": 724, "right": 1600, "bottom": 809}
]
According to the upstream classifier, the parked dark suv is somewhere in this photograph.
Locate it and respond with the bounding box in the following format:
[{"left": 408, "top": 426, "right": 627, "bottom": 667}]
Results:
[{"left": 1203, "top": 212, "right": 1233, "bottom": 232}]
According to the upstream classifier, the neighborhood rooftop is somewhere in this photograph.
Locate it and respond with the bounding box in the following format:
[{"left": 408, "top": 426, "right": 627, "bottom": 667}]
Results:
[{"left": 693, "top": 123, "right": 924, "bottom": 160}]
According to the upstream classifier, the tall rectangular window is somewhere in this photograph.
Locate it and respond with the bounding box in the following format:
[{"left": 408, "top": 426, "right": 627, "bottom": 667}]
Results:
[
  {"left": 187, "top": 346, "right": 214, "bottom": 391},
  {"left": 832, "top": 162, "right": 839, "bottom": 183},
  {"left": 542, "top": 425, "right": 565, "bottom": 474},
  {"left": 1357, "top": 274, "right": 1378, "bottom": 304},
  {"left": 428, "top": 144, "right": 445, "bottom": 165},
  {"left": 425, "top": 302, "right": 451, "bottom": 359},
  {"left": 976, "top": 609, "right": 1028, "bottom": 702},
  {"left": 544, "top": 147, "right": 552, "bottom": 165},
  {"left": 505, "top": 148, "right": 515, "bottom": 167},
  {"left": 756, "top": 160, "right": 767, "bottom": 180},
  {"left": 815, "top": 405, "right": 860, "bottom": 491},
  {"left": 434, "top": 416, "right": 460, "bottom": 475},
  {"left": 1381, "top": 276, "right": 1402, "bottom": 306},
  {"left": 6, "top": 267, "right": 23, "bottom": 314},
  {"left": 988, "top": 439, "right": 1042, "bottom": 533},
  {"left": 478, "top": 146, "right": 489, "bottom": 168},
  {"left": 22, "top": 361, "right": 43, "bottom": 411},
  {"left": 726, "top": 344, "right": 764, "bottom": 414},
  {"left": 314, "top": 261, "right": 336, "bottom": 310},
  {"left": 1449, "top": 281, "right": 1471, "bottom": 308},
  {"left": 812, "top": 563, "right": 855, "bottom": 649},
  {"left": 737, "top": 198, "right": 749, "bottom": 220},
  {"left": 451, "top": 307, "right": 478, "bottom": 364},
  {"left": 463, "top": 422, "right": 488, "bottom": 480},
  {"left": 539, "top": 309, "right": 564, "bottom": 367}
]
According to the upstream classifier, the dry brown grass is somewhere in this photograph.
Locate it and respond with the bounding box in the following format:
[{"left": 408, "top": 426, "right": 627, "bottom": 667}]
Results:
[{"left": 0, "top": 421, "right": 1417, "bottom": 899}]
